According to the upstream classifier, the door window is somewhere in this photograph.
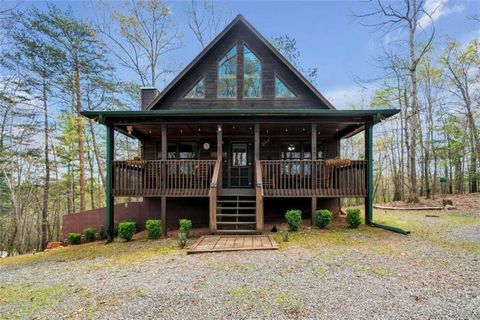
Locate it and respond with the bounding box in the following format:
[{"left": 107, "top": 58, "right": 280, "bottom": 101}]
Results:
[{"left": 232, "top": 143, "right": 247, "bottom": 166}]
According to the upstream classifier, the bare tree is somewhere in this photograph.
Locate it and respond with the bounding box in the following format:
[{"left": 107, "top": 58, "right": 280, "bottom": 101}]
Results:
[
  {"left": 357, "top": 0, "right": 436, "bottom": 202},
  {"left": 98, "top": 0, "right": 182, "bottom": 87},
  {"left": 186, "top": 0, "right": 231, "bottom": 49}
]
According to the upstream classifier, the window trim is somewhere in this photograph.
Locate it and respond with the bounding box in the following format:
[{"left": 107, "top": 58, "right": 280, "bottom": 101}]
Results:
[
  {"left": 183, "top": 77, "right": 206, "bottom": 99},
  {"left": 274, "top": 74, "right": 297, "bottom": 99},
  {"left": 217, "top": 45, "right": 238, "bottom": 99},
  {"left": 242, "top": 43, "right": 262, "bottom": 99}
]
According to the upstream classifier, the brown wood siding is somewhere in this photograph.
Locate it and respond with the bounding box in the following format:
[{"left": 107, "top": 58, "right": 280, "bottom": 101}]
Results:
[{"left": 153, "top": 24, "right": 329, "bottom": 110}]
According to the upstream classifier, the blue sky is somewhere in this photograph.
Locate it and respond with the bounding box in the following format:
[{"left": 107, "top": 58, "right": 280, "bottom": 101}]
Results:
[{"left": 13, "top": 0, "right": 480, "bottom": 108}]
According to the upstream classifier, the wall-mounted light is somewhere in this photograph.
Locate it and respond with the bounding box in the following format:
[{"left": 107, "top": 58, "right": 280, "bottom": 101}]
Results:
[
  {"left": 287, "top": 144, "right": 296, "bottom": 152},
  {"left": 126, "top": 125, "right": 133, "bottom": 134}
]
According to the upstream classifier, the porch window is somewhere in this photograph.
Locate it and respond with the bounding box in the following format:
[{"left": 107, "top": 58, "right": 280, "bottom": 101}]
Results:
[
  {"left": 184, "top": 78, "right": 205, "bottom": 98},
  {"left": 218, "top": 46, "right": 237, "bottom": 98},
  {"left": 243, "top": 46, "right": 261, "bottom": 98},
  {"left": 281, "top": 143, "right": 301, "bottom": 175},
  {"left": 275, "top": 76, "right": 296, "bottom": 98}
]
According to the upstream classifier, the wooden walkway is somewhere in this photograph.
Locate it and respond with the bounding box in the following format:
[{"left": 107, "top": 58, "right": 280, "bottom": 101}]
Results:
[{"left": 187, "top": 235, "right": 278, "bottom": 254}]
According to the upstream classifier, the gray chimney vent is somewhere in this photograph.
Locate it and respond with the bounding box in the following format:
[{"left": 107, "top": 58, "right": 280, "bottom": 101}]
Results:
[{"left": 140, "top": 87, "right": 159, "bottom": 110}]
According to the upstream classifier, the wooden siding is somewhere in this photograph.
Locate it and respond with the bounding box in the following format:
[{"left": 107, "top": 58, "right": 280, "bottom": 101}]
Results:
[{"left": 152, "top": 23, "right": 330, "bottom": 110}]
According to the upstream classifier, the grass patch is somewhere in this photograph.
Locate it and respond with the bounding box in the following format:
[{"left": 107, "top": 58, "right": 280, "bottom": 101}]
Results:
[
  {"left": 0, "top": 238, "right": 179, "bottom": 268},
  {"left": 0, "top": 283, "right": 84, "bottom": 318},
  {"left": 272, "top": 224, "right": 387, "bottom": 250}
]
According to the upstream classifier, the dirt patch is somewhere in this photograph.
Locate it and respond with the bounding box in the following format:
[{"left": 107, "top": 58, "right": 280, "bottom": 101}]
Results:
[{"left": 379, "top": 193, "right": 480, "bottom": 213}]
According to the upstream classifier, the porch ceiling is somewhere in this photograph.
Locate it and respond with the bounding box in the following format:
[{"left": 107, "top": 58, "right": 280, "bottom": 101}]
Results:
[
  {"left": 81, "top": 108, "right": 399, "bottom": 140},
  {"left": 131, "top": 123, "right": 355, "bottom": 140}
]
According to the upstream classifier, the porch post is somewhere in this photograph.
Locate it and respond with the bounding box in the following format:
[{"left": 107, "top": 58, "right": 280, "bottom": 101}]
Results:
[
  {"left": 106, "top": 124, "right": 114, "bottom": 243},
  {"left": 365, "top": 123, "right": 373, "bottom": 225},
  {"left": 217, "top": 124, "right": 222, "bottom": 190},
  {"left": 311, "top": 123, "right": 317, "bottom": 226},
  {"left": 254, "top": 123, "right": 263, "bottom": 232},
  {"left": 161, "top": 124, "right": 167, "bottom": 237}
]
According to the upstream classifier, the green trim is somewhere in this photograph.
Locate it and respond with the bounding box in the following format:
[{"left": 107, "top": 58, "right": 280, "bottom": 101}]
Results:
[
  {"left": 365, "top": 123, "right": 373, "bottom": 225},
  {"left": 81, "top": 108, "right": 400, "bottom": 123},
  {"left": 106, "top": 124, "right": 114, "bottom": 243}
]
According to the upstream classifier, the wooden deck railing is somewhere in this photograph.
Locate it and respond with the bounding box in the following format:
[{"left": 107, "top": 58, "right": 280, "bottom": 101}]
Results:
[
  {"left": 112, "top": 160, "right": 216, "bottom": 196},
  {"left": 260, "top": 160, "right": 367, "bottom": 197}
]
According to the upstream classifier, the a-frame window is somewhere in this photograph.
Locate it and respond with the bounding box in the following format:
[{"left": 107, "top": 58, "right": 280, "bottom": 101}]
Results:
[
  {"left": 243, "top": 46, "right": 261, "bottom": 98},
  {"left": 275, "top": 76, "right": 296, "bottom": 98},
  {"left": 185, "top": 78, "right": 205, "bottom": 98},
  {"left": 218, "top": 46, "right": 237, "bottom": 98}
]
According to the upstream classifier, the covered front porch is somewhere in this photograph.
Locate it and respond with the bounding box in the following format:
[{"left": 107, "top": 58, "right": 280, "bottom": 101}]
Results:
[{"left": 82, "top": 109, "right": 395, "bottom": 240}]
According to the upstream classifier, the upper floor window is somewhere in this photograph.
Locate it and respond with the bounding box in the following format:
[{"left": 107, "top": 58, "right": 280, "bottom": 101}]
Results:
[
  {"left": 243, "top": 46, "right": 261, "bottom": 98},
  {"left": 218, "top": 46, "right": 237, "bottom": 98},
  {"left": 275, "top": 76, "right": 296, "bottom": 98},
  {"left": 185, "top": 78, "right": 205, "bottom": 98}
]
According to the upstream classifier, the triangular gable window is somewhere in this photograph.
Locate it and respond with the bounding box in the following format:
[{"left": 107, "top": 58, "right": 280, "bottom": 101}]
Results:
[
  {"left": 275, "top": 76, "right": 296, "bottom": 98},
  {"left": 218, "top": 46, "right": 237, "bottom": 98},
  {"left": 243, "top": 46, "right": 261, "bottom": 98},
  {"left": 185, "top": 78, "right": 205, "bottom": 98}
]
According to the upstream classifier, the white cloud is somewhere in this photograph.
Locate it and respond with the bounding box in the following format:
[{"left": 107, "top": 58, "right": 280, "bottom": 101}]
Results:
[
  {"left": 323, "top": 85, "right": 374, "bottom": 110},
  {"left": 418, "top": 0, "right": 464, "bottom": 29}
]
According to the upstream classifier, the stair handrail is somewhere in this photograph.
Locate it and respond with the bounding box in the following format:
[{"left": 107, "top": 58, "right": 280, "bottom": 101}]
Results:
[
  {"left": 255, "top": 160, "right": 263, "bottom": 196},
  {"left": 209, "top": 159, "right": 221, "bottom": 233},
  {"left": 209, "top": 159, "right": 221, "bottom": 191},
  {"left": 255, "top": 160, "right": 264, "bottom": 232}
]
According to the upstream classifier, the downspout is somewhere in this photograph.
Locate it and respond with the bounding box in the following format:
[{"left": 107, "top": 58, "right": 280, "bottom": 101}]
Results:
[{"left": 366, "top": 116, "right": 410, "bottom": 235}]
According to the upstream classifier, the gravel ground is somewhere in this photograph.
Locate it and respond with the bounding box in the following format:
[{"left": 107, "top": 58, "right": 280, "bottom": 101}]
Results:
[{"left": 1, "top": 211, "right": 479, "bottom": 319}]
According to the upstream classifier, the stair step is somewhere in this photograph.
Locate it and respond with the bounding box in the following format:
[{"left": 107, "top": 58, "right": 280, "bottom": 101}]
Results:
[
  {"left": 217, "top": 213, "right": 256, "bottom": 217},
  {"left": 215, "top": 229, "right": 258, "bottom": 234},
  {"left": 217, "top": 221, "right": 256, "bottom": 225},
  {"left": 217, "top": 200, "right": 256, "bottom": 203},
  {"left": 217, "top": 207, "right": 256, "bottom": 210}
]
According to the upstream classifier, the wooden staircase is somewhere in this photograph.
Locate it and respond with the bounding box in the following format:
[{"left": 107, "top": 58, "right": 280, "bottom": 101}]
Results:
[
  {"left": 215, "top": 196, "right": 257, "bottom": 234},
  {"left": 209, "top": 160, "right": 264, "bottom": 234}
]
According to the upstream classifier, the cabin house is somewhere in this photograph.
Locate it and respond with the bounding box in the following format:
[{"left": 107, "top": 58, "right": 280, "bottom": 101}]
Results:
[{"left": 82, "top": 15, "right": 398, "bottom": 241}]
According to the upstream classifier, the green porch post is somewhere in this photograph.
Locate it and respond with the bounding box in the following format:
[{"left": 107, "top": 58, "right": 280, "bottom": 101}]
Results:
[
  {"left": 365, "top": 122, "right": 373, "bottom": 225},
  {"left": 106, "top": 124, "right": 115, "bottom": 242}
]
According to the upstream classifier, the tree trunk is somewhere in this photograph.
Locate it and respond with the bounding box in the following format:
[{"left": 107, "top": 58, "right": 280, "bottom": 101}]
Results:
[
  {"left": 88, "top": 119, "right": 106, "bottom": 190},
  {"left": 74, "top": 54, "right": 86, "bottom": 212},
  {"left": 41, "top": 79, "right": 50, "bottom": 250}
]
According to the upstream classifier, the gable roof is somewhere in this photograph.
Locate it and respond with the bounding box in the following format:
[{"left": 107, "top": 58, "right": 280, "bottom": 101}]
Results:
[{"left": 146, "top": 14, "right": 336, "bottom": 110}]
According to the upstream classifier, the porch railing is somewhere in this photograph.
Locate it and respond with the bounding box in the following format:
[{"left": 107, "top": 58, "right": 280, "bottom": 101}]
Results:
[
  {"left": 260, "top": 160, "right": 367, "bottom": 197},
  {"left": 112, "top": 160, "right": 216, "bottom": 196}
]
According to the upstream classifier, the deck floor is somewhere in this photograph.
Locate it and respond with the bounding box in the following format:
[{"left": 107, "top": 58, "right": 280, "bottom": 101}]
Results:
[{"left": 187, "top": 235, "right": 279, "bottom": 254}]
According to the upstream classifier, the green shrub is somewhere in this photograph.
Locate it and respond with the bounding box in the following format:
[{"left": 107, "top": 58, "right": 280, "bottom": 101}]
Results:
[
  {"left": 179, "top": 219, "right": 192, "bottom": 237},
  {"left": 178, "top": 232, "right": 188, "bottom": 249},
  {"left": 83, "top": 227, "right": 96, "bottom": 242},
  {"left": 285, "top": 209, "right": 302, "bottom": 231},
  {"left": 118, "top": 221, "right": 136, "bottom": 241},
  {"left": 146, "top": 220, "right": 162, "bottom": 239},
  {"left": 98, "top": 225, "right": 107, "bottom": 240},
  {"left": 68, "top": 233, "right": 81, "bottom": 245},
  {"left": 346, "top": 208, "right": 361, "bottom": 228},
  {"left": 114, "top": 222, "right": 119, "bottom": 237},
  {"left": 316, "top": 209, "right": 333, "bottom": 228}
]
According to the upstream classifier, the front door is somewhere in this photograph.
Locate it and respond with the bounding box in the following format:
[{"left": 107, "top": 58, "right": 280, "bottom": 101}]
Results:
[{"left": 224, "top": 141, "right": 253, "bottom": 188}]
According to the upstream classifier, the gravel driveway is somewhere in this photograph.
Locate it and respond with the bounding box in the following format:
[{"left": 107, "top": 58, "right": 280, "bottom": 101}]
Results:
[{"left": 1, "top": 210, "right": 479, "bottom": 319}]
